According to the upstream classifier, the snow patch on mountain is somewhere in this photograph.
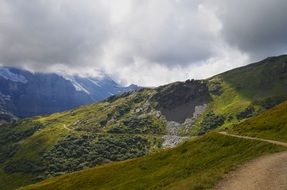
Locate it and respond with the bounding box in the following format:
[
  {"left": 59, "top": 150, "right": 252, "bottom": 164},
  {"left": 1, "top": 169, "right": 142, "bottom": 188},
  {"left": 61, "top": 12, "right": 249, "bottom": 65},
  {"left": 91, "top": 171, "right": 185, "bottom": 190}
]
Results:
[
  {"left": 87, "top": 78, "right": 102, "bottom": 87},
  {"left": 61, "top": 75, "right": 90, "bottom": 94},
  {"left": 0, "top": 68, "right": 28, "bottom": 83}
]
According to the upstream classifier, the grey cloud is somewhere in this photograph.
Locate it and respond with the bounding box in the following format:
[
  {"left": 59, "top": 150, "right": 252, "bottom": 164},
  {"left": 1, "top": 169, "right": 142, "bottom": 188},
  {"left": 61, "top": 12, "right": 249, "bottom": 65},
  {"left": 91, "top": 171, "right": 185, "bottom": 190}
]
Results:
[
  {"left": 0, "top": 0, "right": 286, "bottom": 85},
  {"left": 0, "top": 0, "right": 223, "bottom": 70},
  {"left": 112, "top": 0, "right": 222, "bottom": 67},
  {"left": 0, "top": 0, "right": 110, "bottom": 70},
  {"left": 209, "top": 0, "right": 287, "bottom": 60}
]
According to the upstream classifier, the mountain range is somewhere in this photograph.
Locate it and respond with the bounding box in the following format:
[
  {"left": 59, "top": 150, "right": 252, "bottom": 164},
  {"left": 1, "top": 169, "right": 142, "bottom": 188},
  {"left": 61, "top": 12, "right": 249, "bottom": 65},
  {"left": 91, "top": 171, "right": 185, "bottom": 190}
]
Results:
[
  {"left": 0, "top": 67, "right": 138, "bottom": 121},
  {"left": 0, "top": 55, "right": 287, "bottom": 190}
]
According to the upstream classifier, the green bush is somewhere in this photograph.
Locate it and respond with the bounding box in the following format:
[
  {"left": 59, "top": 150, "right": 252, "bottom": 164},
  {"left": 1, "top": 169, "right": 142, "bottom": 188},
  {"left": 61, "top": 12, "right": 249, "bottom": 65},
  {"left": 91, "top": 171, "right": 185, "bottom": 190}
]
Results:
[
  {"left": 40, "top": 135, "right": 149, "bottom": 177},
  {"left": 115, "top": 104, "right": 131, "bottom": 117},
  {"left": 4, "top": 159, "right": 44, "bottom": 173},
  {"left": 253, "top": 96, "right": 286, "bottom": 109},
  {"left": 108, "top": 116, "right": 165, "bottom": 135},
  {"left": 236, "top": 106, "right": 255, "bottom": 120},
  {"left": 199, "top": 112, "right": 225, "bottom": 134},
  {"left": 0, "top": 144, "right": 19, "bottom": 163}
]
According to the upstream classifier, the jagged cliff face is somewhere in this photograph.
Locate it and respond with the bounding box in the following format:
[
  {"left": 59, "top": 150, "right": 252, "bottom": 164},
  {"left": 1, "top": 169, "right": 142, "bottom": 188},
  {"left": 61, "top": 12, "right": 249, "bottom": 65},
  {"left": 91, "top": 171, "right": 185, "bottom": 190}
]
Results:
[{"left": 151, "top": 79, "right": 210, "bottom": 123}]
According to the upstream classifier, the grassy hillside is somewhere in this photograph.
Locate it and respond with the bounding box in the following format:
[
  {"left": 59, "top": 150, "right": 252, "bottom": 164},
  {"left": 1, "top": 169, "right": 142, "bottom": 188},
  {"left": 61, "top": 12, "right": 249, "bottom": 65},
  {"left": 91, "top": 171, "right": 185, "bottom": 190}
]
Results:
[
  {"left": 19, "top": 99, "right": 287, "bottom": 190},
  {"left": 0, "top": 88, "right": 167, "bottom": 190},
  {"left": 191, "top": 55, "right": 287, "bottom": 134},
  {"left": 1, "top": 55, "right": 287, "bottom": 189},
  {"left": 0, "top": 79, "right": 213, "bottom": 189},
  {"left": 19, "top": 133, "right": 285, "bottom": 190},
  {"left": 228, "top": 101, "right": 287, "bottom": 142},
  {"left": 147, "top": 55, "right": 287, "bottom": 136}
]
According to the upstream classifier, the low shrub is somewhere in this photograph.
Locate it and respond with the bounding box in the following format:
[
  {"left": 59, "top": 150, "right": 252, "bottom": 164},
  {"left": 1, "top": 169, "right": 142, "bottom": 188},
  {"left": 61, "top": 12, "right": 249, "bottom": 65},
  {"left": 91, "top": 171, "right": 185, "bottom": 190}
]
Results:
[{"left": 199, "top": 112, "right": 225, "bottom": 134}]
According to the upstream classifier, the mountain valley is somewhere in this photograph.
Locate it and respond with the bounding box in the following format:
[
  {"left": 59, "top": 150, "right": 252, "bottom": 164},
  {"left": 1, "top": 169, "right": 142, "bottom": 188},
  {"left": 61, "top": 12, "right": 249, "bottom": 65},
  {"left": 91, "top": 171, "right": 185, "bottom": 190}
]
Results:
[{"left": 0, "top": 55, "right": 287, "bottom": 190}]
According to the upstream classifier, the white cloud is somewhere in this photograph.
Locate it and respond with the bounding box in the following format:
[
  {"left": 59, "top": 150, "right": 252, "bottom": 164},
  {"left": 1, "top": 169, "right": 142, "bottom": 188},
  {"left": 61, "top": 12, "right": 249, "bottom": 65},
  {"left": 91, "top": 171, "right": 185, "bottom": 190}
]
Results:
[{"left": 0, "top": 0, "right": 286, "bottom": 86}]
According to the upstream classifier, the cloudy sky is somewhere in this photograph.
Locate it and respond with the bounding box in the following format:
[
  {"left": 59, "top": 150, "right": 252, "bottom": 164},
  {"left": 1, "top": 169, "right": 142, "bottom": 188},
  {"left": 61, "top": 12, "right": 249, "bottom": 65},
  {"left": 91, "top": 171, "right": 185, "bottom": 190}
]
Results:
[{"left": 0, "top": 0, "right": 287, "bottom": 86}]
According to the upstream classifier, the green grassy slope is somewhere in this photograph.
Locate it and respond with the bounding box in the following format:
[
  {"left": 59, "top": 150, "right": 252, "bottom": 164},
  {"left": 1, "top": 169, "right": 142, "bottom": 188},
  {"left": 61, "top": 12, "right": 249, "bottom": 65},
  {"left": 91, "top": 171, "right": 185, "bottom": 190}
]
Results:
[
  {"left": 191, "top": 55, "right": 287, "bottom": 134},
  {"left": 228, "top": 101, "right": 287, "bottom": 142},
  {"left": 19, "top": 133, "right": 285, "bottom": 190},
  {"left": 220, "top": 55, "right": 287, "bottom": 99},
  {"left": 0, "top": 88, "right": 167, "bottom": 190},
  {"left": 1, "top": 55, "right": 287, "bottom": 189},
  {"left": 20, "top": 97, "right": 287, "bottom": 190}
]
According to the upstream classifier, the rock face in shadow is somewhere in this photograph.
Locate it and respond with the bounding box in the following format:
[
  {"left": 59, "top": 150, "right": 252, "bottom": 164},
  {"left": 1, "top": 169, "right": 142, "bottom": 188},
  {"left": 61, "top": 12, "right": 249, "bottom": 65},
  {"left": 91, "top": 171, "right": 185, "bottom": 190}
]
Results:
[{"left": 151, "top": 79, "right": 210, "bottom": 123}]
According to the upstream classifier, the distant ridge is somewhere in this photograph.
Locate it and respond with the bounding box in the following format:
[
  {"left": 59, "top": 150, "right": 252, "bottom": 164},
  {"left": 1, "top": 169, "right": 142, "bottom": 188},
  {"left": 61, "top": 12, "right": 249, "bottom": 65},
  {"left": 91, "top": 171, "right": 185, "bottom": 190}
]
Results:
[{"left": 0, "top": 66, "right": 139, "bottom": 118}]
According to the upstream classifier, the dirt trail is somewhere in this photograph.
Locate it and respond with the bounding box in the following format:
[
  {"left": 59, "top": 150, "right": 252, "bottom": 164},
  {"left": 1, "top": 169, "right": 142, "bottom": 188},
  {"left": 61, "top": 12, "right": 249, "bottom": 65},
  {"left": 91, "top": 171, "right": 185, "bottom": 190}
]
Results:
[
  {"left": 215, "top": 132, "right": 287, "bottom": 190},
  {"left": 63, "top": 124, "right": 71, "bottom": 131},
  {"left": 218, "top": 132, "right": 287, "bottom": 147}
]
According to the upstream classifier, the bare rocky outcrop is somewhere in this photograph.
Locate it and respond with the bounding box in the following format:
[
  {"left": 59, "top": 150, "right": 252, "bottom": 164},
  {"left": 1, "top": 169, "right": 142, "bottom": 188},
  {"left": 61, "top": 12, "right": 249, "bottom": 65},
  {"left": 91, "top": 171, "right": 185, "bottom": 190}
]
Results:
[
  {"left": 162, "top": 121, "right": 188, "bottom": 148},
  {"left": 161, "top": 103, "right": 207, "bottom": 148},
  {"left": 151, "top": 79, "right": 210, "bottom": 123},
  {"left": 162, "top": 104, "right": 207, "bottom": 148},
  {"left": 162, "top": 135, "right": 188, "bottom": 148}
]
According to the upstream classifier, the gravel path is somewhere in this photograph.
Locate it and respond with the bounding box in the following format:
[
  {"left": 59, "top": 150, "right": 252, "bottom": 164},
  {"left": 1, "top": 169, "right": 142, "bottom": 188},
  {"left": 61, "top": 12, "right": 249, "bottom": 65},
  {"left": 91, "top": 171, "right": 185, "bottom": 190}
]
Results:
[{"left": 215, "top": 132, "right": 287, "bottom": 190}]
